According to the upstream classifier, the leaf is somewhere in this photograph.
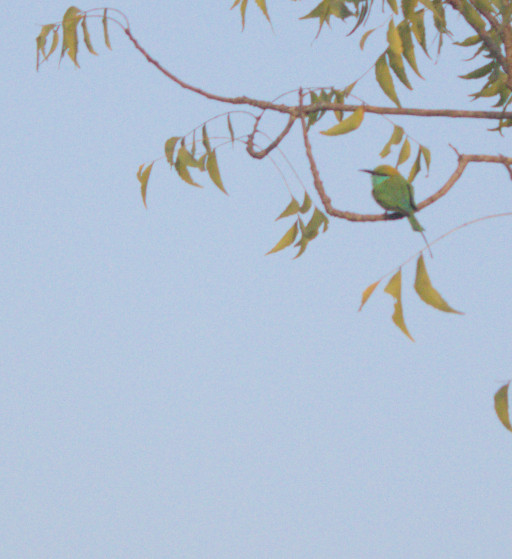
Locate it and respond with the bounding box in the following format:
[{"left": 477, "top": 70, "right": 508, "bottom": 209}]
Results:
[
  {"left": 402, "top": 0, "right": 418, "bottom": 18},
  {"left": 333, "top": 89, "right": 345, "bottom": 121},
  {"left": 300, "top": 0, "right": 353, "bottom": 38},
  {"left": 299, "top": 191, "right": 313, "bottom": 213},
  {"left": 460, "top": 61, "right": 495, "bottom": 80},
  {"left": 397, "top": 21, "right": 422, "bottom": 77},
  {"left": 387, "top": 0, "right": 399, "bottom": 14},
  {"left": 460, "top": 0, "right": 486, "bottom": 30},
  {"left": 304, "top": 207, "right": 329, "bottom": 239},
  {"left": 276, "top": 198, "right": 300, "bottom": 220},
  {"left": 387, "top": 49, "right": 413, "bottom": 89},
  {"left": 165, "top": 137, "right": 181, "bottom": 167},
  {"left": 380, "top": 125, "right": 404, "bottom": 158},
  {"left": 137, "top": 162, "right": 154, "bottom": 208},
  {"left": 202, "top": 125, "right": 211, "bottom": 153},
  {"left": 320, "top": 106, "right": 364, "bottom": 135},
  {"left": 360, "top": 28, "right": 376, "bottom": 50},
  {"left": 232, "top": 0, "right": 249, "bottom": 29},
  {"left": 227, "top": 114, "right": 235, "bottom": 146},
  {"left": 397, "top": 138, "right": 411, "bottom": 166},
  {"left": 408, "top": 148, "right": 422, "bottom": 182},
  {"left": 81, "top": 15, "right": 97, "bottom": 55},
  {"left": 387, "top": 20, "right": 403, "bottom": 55},
  {"left": 45, "top": 30, "right": 60, "bottom": 62},
  {"left": 103, "top": 8, "right": 112, "bottom": 50},
  {"left": 359, "top": 280, "right": 381, "bottom": 311},
  {"left": 61, "top": 6, "right": 82, "bottom": 67},
  {"left": 266, "top": 221, "right": 299, "bottom": 254},
  {"left": 494, "top": 383, "right": 512, "bottom": 432},
  {"left": 36, "top": 24, "right": 55, "bottom": 70},
  {"left": 414, "top": 255, "right": 464, "bottom": 314},
  {"left": 206, "top": 150, "right": 228, "bottom": 194},
  {"left": 420, "top": 146, "right": 431, "bottom": 173},
  {"left": 410, "top": 10, "right": 429, "bottom": 56},
  {"left": 175, "top": 147, "right": 202, "bottom": 188},
  {"left": 255, "top": 0, "right": 271, "bottom": 22},
  {"left": 375, "top": 54, "right": 401, "bottom": 107},
  {"left": 384, "top": 269, "right": 414, "bottom": 341},
  {"left": 455, "top": 34, "right": 482, "bottom": 47}
]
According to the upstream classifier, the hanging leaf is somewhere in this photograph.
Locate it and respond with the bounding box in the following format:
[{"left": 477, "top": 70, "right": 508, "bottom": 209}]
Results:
[
  {"left": 276, "top": 198, "right": 301, "bottom": 220},
  {"left": 402, "top": 0, "right": 419, "bottom": 18},
  {"left": 175, "top": 147, "right": 202, "bottom": 187},
  {"left": 397, "top": 138, "right": 411, "bottom": 166},
  {"left": 227, "top": 114, "right": 235, "bottom": 146},
  {"left": 206, "top": 150, "right": 228, "bottom": 194},
  {"left": 360, "top": 28, "right": 376, "bottom": 50},
  {"left": 410, "top": 10, "right": 429, "bottom": 56},
  {"left": 202, "top": 125, "right": 211, "bottom": 153},
  {"left": 255, "top": 0, "right": 271, "bottom": 22},
  {"left": 137, "top": 162, "right": 154, "bottom": 208},
  {"left": 36, "top": 24, "right": 56, "bottom": 70},
  {"left": 304, "top": 207, "right": 329, "bottom": 239},
  {"left": 387, "top": 20, "right": 403, "bottom": 55},
  {"left": 320, "top": 106, "right": 364, "bottom": 135},
  {"left": 408, "top": 148, "right": 422, "bottom": 182},
  {"left": 414, "top": 255, "right": 464, "bottom": 314},
  {"left": 299, "top": 191, "right": 313, "bottom": 213},
  {"left": 375, "top": 54, "right": 401, "bottom": 107},
  {"left": 45, "top": 31, "right": 60, "bottom": 63},
  {"left": 384, "top": 269, "right": 414, "bottom": 341},
  {"left": 267, "top": 221, "right": 299, "bottom": 254},
  {"left": 387, "top": 0, "right": 399, "bottom": 14},
  {"left": 81, "top": 15, "right": 97, "bottom": 55},
  {"left": 103, "top": 8, "right": 112, "bottom": 49},
  {"left": 387, "top": 49, "right": 413, "bottom": 89},
  {"left": 495, "top": 383, "right": 512, "bottom": 432},
  {"left": 61, "top": 6, "right": 82, "bottom": 67},
  {"left": 397, "top": 21, "right": 423, "bottom": 77},
  {"left": 232, "top": 0, "right": 249, "bottom": 29},
  {"left": 358, "top": 280, "right": 381, "bottom": 311},
  {"left": 460, "top": 61, "right": 495, "bottom": 80},
  {"left": 165, "top": 137, "right": 181, "bottom": 167},
  {"left": 420, "top": 146, "right": 431, "bottom": 173},
  {"left": 380, "top": 125, "right": 404, "bottom": 157}
]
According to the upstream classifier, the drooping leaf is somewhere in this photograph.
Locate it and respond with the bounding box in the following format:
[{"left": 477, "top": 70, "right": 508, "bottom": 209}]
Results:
[
  {"left": 359, "top": 280, "right": 381, "bottom": 311},
  {"left": 380, "top": 125, "right": 404, "bottom": 158},
  {"left": 36, "top": 24, "right": 56, "bottom": 70},
  {"left": 494, "top": 383, "right": 512, "bottom": 432},
  {"left": 175, "top": 147, "right": 202, "bottom": 188},
  {"left": 45, "top": 31, "right": 60, "bottom": 63},
  {"left": 333, "top": 89, "right": 345, "bottom": 121},
  {"left": 387, "top": 20, "right": 403, "bottom": 55},
  {"left": 375, "top": 54, "right": 401, "bottom": 107},
  {"left": 61, "top": 6, "right": 82, "bottom": 67},
  {"left": 304, "top": 207, "right": 329, "bottom": 239},
  {"left": 397, "top": 138, "right": 411, "bottom": 166},
  {"left": 455, "top": 34, "right": 482, "bottom": 47},
  {"left": 402, "top": 0, "right": 418, "bottom": 18},
  {"left": 420, "top": 146, "right": 431, "bottom": 173},
  {"left": 408, "top": 148, "right": 422, "bottom": 182},
  {"left": 384, "top": 269, "right": 414, "bottom": 341},
  {"left": 227, "top": 114, "right": 235, "bottom": 146},
  {"left": 410, "top": 10, "right": 428, "bottom": 56},
  {"left": 300, "top": 0, "right": 353, "bottom": 38},
  {"left": 206, "top": 150, "right": 228, "bottom": 194},
  {"left": 320, "top": 106, "right": 364, "bottom": 135},
  {"left": 360, "top": 28, "right": 376, "bottom": 50},
  {"left": 299, "top": 191, "right": 313, "bottom": 213},
  {"left": 165, "top": 137, "right": 181, "bottom": 167},
  {"left": 459, "top": 0, "right": 486, "bottom": 30},
  {"left": 81, "top": 15, "right": 97, "bottom": 55},
  {"left": 137, "top": 162, "right": 154, "bottom": 208},
  {"left": 254, "top": 0, "right": 271, "bottom": 22},
  {"left": 387, "top": 49, "right": 413, "bottom": 89},
  {"left": 202, "top": 125, "right": 211, "bottom": 153},
  {"left": 102, "top": 8, "right": 112, "bottom": 50},
  {"left": 276, "top": 198, "right": 301, "bottom": 220},
  {"left": 267, "top": 221, "right": 299, "bottom": 254},
  {"left": 414, "top": 255, "right": 464, "bottom": 313},
  {"left": 387, "top": 0, "right": 399, "bottom": 14},
  {"left": 397, "top": 21, "right": 422, "bottom": 77},
  {"left": 460, "top": 61, "right": 495, "bottom": 80},
  {"left": 232, "top": 0, "right": 249, "bottom": 29}
]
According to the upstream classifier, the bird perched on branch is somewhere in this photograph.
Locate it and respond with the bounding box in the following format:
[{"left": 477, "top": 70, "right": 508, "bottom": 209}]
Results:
[{"left": 361, "top": 164, "right": 432, "bottom": 257}]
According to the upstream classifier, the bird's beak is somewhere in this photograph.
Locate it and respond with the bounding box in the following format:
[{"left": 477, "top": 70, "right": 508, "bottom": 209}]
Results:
[{"left": 359, "top": 169, "right": 375, "bottom": 175}]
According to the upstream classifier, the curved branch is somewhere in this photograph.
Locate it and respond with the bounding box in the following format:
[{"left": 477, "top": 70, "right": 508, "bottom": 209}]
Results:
[{"left": 246, "top": 114, "right": 297, "bottom": 159}]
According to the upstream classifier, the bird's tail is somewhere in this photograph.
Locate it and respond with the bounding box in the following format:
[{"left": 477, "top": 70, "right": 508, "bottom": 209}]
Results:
[{"left": 407, "top": 213, "right": 424, "bottom": 232}]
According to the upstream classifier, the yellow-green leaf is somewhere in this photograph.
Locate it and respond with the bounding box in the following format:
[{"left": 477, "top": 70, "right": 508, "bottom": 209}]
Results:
[
  {"left": 276, "top": 198, "right": 300, "bottom": 220},
  {"left": 267, "top": 221, "right": 299, "bottom": 254},
  {"left": 176, "top": 147, "right": 202, "bottom": 188},
  {"left": 360, "top": 28, "right": 376, "bottom": 50},
  {"left": 165, "top": 137, "right": 181, "bottom": 167},
  {"left": 402, "top": 0, "right": 418, "bottom": 18},
  {"left": 36, "top": 24, "right": 55, "bottom": 69},
  {"left": 387, "top": 0, "right": 399, "bottom": 14},
  {"left": 320, "top": 106, "right": 364, "bottom": 136},
  {"left": 397, "top": 21, "right": 422, "bottom": 77},
  {"left": 408, "top": 148, "right": 422, "bottom": 182},
  {"left": 380, "top": 125, "right": 404, "bottom": 158},
  {"left": 137, "top": 162, "right": 154, "bottom": 208},
  {"left": 420, "top": 146, "right": 431, "bottom": 173},
  {"left": 206, "top": 150, "right": 227, "bottom": 194},
  {"left": 227, "top": 114, "right": 235, "bottom": 146},
  {"left": 202, "top": 125, "right": 211, "bottom": 153},
  {"left": 81, "top": 15, "right": 97, "bottom": 55},
  {"left": 103, "top": 8, "right": 112, "bottom": 50},
  {"left": 299, "top": 191, "right": 313, "bottom": 213},
  {"left": 414, "top": 255, "right": 464, "bottom": 314},
  {"left": 387, "top": 49, "right": 413, "bottom": 89},
  {"left": 255, "top": 0, "right": 271, "bottom": 22},
  {"left": 387, "top": 20, "right": 403, "bottom": 55},
  {"left": 376, "top": 54, "right": 401, "bottom": 107},
  {"left": 495, "top": 383, "right": 512, "bottom": 432},
  {"left": 384, "top": 269, "right": 414, "bottom": 341},
  {"left": 359, "top": 280, "right": 381, "bottom": 311},
  {"left": 304, "top": 207, "right": 329, "bottom": 238},
  {"left": 232, "top": 0, "right": 249, "bottom": 29},
  {"left": 410, "top": 10, "right": 428, "bottom": 55},
  {"left": 61, "top": 6, "right": 82, "bottom": 67},
  {"left": 45, "top": 30, "right": 60, "bottom": 62},
  {"left": 397, "top": 139, "right": 411, "bottom": 166}
]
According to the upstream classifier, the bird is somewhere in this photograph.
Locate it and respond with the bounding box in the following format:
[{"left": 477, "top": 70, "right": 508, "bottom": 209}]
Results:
[{"left": 361, "top": 164, "right": 432, "bottom": 257}]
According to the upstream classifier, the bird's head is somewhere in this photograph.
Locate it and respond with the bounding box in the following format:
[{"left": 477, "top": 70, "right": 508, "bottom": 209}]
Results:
[{"left": 360, "top": 164, "right": 400, "bottom": 177}]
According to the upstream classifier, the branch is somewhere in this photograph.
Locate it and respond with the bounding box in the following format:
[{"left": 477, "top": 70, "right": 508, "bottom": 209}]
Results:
[{"left": 246, "top": 114, "right": 297, "bottom": 159}]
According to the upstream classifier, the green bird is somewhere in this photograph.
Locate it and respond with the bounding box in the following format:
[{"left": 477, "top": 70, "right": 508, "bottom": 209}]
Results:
[{"left": 361, "top": 164, "right": 432, "bottom": 256}]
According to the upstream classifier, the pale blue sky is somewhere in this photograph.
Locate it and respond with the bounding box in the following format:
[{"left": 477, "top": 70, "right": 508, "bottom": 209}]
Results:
[{"left": 2, "top": 2, "right": 512, "bottom": 557}]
